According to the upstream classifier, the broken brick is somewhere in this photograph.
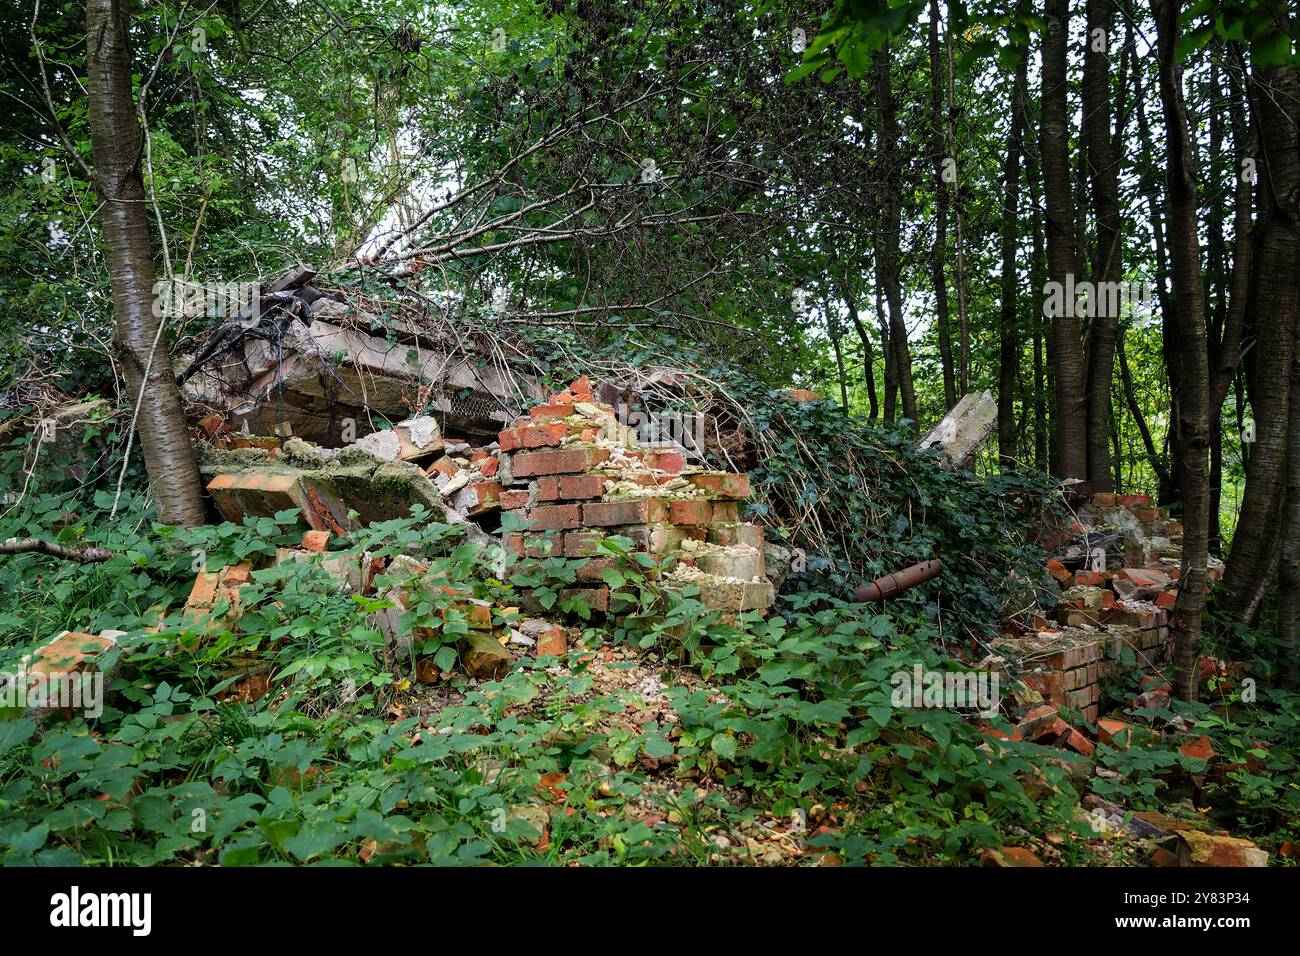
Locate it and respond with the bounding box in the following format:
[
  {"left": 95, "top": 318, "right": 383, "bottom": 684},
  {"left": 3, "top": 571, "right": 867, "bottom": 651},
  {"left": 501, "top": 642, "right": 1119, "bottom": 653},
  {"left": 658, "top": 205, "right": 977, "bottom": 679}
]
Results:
[
  {"left": 530, "top": 403, "right": 577, "bottom": 420},
  {"left": 668, "top": 499, "right": 713, "bottom": 526},
  {"left": 513, "top": 447, "right": 608, "bottom": 477},
  {"left": 1046, "top": 559, "right": 1072, "bottom": 584},
  {"left": 500, "top": 488, "right": 531, "bottom": 511},
  {"left": 562, "top": 586, "right": 609, "bottom": 613},
  {"left": 528, "top": 504, "right": 582, "bottom": 530},
  {"left": 559, "top": 474, "right": 606, "bottom": 499},
  {"left": 534, "top": 624, "right": 567, "bottom": 657},
  {"left": 1180, "top": 735, "right": 1215, "bottom": 762},
  {"left": 302, "top": 530, "right": 330, "bottom": 552},
  {"left": 1097, "top": 718, "right": 1136, "bottom": 749},
  {"left": 686, "top": 472, "right": 750, "bottom": 499},
  {"left": 584, "top": 499, "right": 670, "bottom": 527}
]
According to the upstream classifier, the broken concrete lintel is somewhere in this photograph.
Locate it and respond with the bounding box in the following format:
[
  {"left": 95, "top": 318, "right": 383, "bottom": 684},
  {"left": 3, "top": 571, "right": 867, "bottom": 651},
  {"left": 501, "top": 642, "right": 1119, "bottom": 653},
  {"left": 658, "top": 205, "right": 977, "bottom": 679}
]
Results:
[
  {"left": 181, "top": 301, "right": 545, "bottom": 441},
  {"left": 198, "top": 441, "right": 495, "bottom": 547},
  {"left": 920, "top": 390, "right": 998, "bottom": 466},
  {"left": 266, "top": 263, "right": 316, "bottom": 293}
]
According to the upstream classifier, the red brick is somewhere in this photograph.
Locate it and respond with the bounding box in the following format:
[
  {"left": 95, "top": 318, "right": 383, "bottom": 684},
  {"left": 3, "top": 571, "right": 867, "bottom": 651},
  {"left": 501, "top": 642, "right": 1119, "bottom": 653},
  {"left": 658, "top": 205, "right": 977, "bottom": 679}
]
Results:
[
  {"left": 1098, "top": 718, "right": 1136, "bottom": 749},
  {"left": 1091, "top": 492, "right": 1119, "bottom": 507},
  {"left": 669, "top": 499, "right": 713, "bottom": 525},
  {"left": 456, "top": 480, "right": 502, "bottom": 516},
  {"left": 1046, "top": 559, "right": 1072, "bottom": 584},
  {"left": 479, "top": 457, "right": 499, "bottom": 478},
  {"left": 565, "top": 530, "right": 605, "bottom": 557},
  {"left": 575, "top": 556, "right": 618, "bottom": 583},
  {"left": 646, "top": 450, "right": 687, "bottom": 474},
  {"left": 1073, "top": 570, "right": 1105, "bottom": 587},
  {"left": 1044, "top": 642, "right": 1097, "bottom": 670},
  {"left": 1180, "top": 735, "right": 1215, "bottom": 762},
  {"left": 499, "top": 424, "right": 571, "bottom": 452},
  {"left": 523, "top": 422, "right": 570, "bottom": 448},
  {"left": 301, "top": 530, "right": 330, "bottom": 552},
  {"left": 186, "top": 571, "right": 221, "bottom": 610},
  {"left": 1155, "top": 591, "right": 1177, "bottom": 609},
  {"left": 562, "top": 586, "right": 608, "bottom": 613},
  {"left": 535, "top": 477, "right": 563, "bottom": 500},
  {"left": 529, "top": 504, "right": 582, "bottom": 530},
  {"left": 1063, "top": 728, "right": 1095, "bottom": 756},
  {"left": 531, "top": 403, "right": 577, "bottom": 420},
  {"left": 500, "top": 489, "right": 531, "bottom": 511},
  {"left": 1021, "top": 671, "right": 1064, "bottom": 697},
  {"left": 505, "top": 532, "right": 561, "bottom": 558},
  {"left": 426, "top": 457, "right": 459, "bottom": 479},
  {"left": 512, "top": 448, "right": 608, "bottom": 477},
  {"left": 708, "top": 500, "right": 740, "bottom": 524},
  {"left": 583, "top": 499, "right": 669, "bottom": 526},
  {"left": 686, "top": 472, "right": 751, "bottom": 499},
  {"left": 559, "top": 474, "right": 606, "bottom": 499},
  {"left": 222, "top": 562, "right": 252, "bottom": 585},
  {"left": 534, "top": 625, "right": 567, "bottom": 657},
  {"left": 1016, "top": 704, "right": 1060, "bottom": 738}
]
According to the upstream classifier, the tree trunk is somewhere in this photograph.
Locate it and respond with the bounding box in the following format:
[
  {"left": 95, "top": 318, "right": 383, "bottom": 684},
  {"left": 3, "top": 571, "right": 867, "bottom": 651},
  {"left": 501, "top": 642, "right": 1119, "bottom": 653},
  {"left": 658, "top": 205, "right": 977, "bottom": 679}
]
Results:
[
  {"left": 872, "top": 44, "right": 917, "bottom": 431},
  {"left": 1042, "top": 0, "right": 1087, "bottom": 479},
  {"left": 875, "top": 280, "right": 898, "bottom": 424},
  {"left": 87, "top": 0, "right": 204, "bottom": 525},
  {"left": 998, "top": 43, "right": 1029, "bottom": 466},
  {"left": 1026, "top": 115, "right": 1049, "bottom": 471},
  {"left": 836, "top": 268, "right": 879, "bottom": 421},
  {"left": 1151, "top": 0, "right": 1211, "bottom": 702},
  {"left": 928, "top": 0, "right": 957, "bottom": 410},
  {"left": 825, "top": 296, "right": 850, "bottom": 409},
  {"left": 946, "top": 19, "right": 971, "bottom": 396},
  {"left": 1134, "top": 84, "right": 1182, "bottom": 506},
  {"left": 1209, "top": 44, "right": 1255, "bottom": 558},
  {"left": 1082, "top": 0, "right": 1120, "bottom": 492},
  {"left": 1222, "top": 57, "right": 1300, "bottom": 619},
  {"left": 1118, "top": 327, "right": 1171, "bottom": 490},
  {"left": 1281, "top": 323, "right": 1300, "bottom": 689}
]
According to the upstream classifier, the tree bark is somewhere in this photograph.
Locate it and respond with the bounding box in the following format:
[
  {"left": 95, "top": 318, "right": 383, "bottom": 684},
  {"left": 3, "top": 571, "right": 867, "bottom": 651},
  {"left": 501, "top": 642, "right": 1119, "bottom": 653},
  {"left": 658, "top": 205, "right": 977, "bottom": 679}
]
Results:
[
  {"left": 1041, "top": 0, "right": 1087, "bottom": 479},
  {"left": 835, "top": 269, "right": 879, "bottom": 421},
  {"left": 1026, "top": 112, "right": 1049, "bottom": 471},
  {"left": 1134, "top": 82, "right": 1182, "bottom": 506},
  {"left": 872, "top": 43, "right": 917, "bottom": 431},
  {"left": 1150, "top": 0, "right": 1211, "bottom": 701},
  {"left": 1082, "top": 0, "right": 1120, "bottom": 491},
  {"left": 998, "top": 43, "right": 1029, "bottom": 466},
  {"left": 1209, "top": 43, "right": 1255, "bottom": 558},
  {"left": 1281, "top": 300, "right": 1300, "bottom": 689},
  {"left": 87, "top": 0, "right": 205, "bottom": 525},
  {"left": 1223, "top": 56, "right": 1300, "bottom": 619},
  {"left": 928, "top": 0, "right": 957, "bottom": 411}
]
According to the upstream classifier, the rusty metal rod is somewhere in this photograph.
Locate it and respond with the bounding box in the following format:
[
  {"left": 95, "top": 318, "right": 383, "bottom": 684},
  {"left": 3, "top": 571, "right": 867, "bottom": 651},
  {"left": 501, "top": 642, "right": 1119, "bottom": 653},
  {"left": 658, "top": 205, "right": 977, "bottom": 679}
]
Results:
[{"left": 852, "top": 559, "right": 943, "bottom": 602}]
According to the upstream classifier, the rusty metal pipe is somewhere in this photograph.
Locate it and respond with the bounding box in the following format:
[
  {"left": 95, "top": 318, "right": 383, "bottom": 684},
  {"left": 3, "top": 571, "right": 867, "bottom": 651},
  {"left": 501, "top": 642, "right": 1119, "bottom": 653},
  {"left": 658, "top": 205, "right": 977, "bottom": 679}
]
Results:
[{"left": 852, "top": 559, "right": 943, "bottom": 602}]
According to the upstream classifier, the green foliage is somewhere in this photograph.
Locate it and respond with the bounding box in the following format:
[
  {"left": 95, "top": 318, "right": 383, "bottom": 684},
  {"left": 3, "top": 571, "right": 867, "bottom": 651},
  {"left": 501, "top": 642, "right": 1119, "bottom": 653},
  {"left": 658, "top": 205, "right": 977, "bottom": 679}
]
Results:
[{"left": 0, "top": 491, "right": 1088, "bottom": 866}]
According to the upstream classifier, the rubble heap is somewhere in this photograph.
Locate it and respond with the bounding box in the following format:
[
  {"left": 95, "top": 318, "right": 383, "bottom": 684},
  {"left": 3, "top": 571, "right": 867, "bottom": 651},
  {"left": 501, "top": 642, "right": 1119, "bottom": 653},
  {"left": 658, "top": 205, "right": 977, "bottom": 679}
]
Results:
[
  {"left": 491, "top": 377, "right": 775, "bottom": 615},
  {"left": 995, "top": 491, "right": 1223, "bottom": 725}
]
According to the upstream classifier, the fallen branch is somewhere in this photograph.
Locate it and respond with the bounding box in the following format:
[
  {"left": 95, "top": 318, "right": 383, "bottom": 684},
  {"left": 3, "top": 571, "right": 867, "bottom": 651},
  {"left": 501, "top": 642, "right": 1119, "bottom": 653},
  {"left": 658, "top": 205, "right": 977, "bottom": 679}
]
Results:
[{"left": 0, "top": 537, "right": 116, "bottom": 563}]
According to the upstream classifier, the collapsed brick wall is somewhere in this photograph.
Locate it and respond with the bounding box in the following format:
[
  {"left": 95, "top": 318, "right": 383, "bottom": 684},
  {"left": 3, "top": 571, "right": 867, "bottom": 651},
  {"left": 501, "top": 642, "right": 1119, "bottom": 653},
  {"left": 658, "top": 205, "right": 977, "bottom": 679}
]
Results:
[
  {"left": 491, "top": 376, "right": 775, "bottom": 615},
  {"left": 995, "top": 492, "right": 1222, "bottom": 726}
]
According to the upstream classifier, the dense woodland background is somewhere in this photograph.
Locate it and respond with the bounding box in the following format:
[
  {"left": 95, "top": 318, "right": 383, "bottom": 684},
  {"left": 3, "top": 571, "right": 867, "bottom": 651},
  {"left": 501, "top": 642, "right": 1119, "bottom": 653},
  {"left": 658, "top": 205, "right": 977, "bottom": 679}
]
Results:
[{"left": 0, "top": 0, "right": 1298, "bottom": 866}]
